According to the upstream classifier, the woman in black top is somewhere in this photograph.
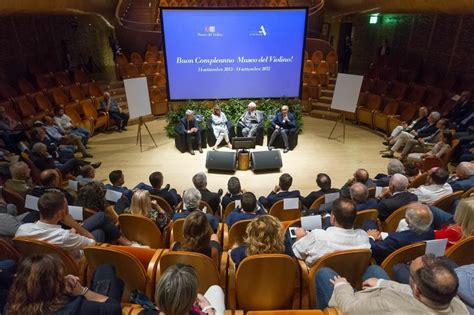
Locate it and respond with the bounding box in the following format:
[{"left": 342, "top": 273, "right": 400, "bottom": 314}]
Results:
[{"left": 172, "top": 211, "right": 221, "bottom": 267}]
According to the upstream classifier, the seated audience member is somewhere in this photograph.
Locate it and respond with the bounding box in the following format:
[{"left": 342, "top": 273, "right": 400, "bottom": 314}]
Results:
[
  {"left": 385, "top": 106, "right": 429, "bottom": 144},
  {"left": 172, "top": 187, "right": 219, "bottom": 232},
  {"left": 401, "top": 118, "right": 449, "bottom": 160},
  {"left": 317, "top": 254, "right": 468, "bottom": 314},
  {"left": 267, "top": 105, "right": 297, "bottom": 153},
  {"left": 42, "top": 115, "right": 92, "bottom": 158},
  {"left": 303, "top": 173, "right": 340, "bottom": 209},
  {"left": 4, "top": 161, "right": 33, "bottom": 197},
  {"left": 30, "top": 169, "right": 75, "bottom": 205},
  {"left": 0, "top": 105, "right": 25, "bottom": 152},
  {"left": 230, "top": 215, "right": 285, "bottom": 268},
  {"left": 449, "top": 161, "right": 474, "bottom": 192},
  {"left": 407, "top": 129, "right": 453, "bottom": 163},
  {"left": 99, "top": 92, "right": 129, "bottom": 131},
  {"left": 178, "top": 109, "right": 203, "bottom": 155},
  {"left": 30, "top": 126, "right": 75, "bottom": 163},
  {"left": 105, "top": 169, "right": 133, "bottom": 202},
  {"left": 374, "top": 159, "right": 405, "bottom": 187},
  {"left": 5, "top": 254, "right": 123, "bottom": 315},
  {"left": 258, "top": 173, "right": 302, "bottom": 210},
  {"left": 225, "top": 192, "right": 265, "bottom": 228},
  {"left": 367, "top": 202, "right": 434, "bottom": 264},
  {"left": 382, "top": 111, "right": 441, "bottom": 158},
  {"left": 192, "top": 172, "right": 222, "bottom": 215},
  {"left": 0, "top": 203, "right": 36, "bottom": 237},
  {"left": 340, "top": 168, "right": 375, "bottom": 198},
  {"left": 409, "top": 167, "right": 453, "bottom": 204},
  {"left": 349, "top": 183, "right": 379, "bottom": 211},
  {"left": 377, "top": 174, "right": 418, "bottom": 221},
  {"left": 210, "top": 105, "right": 231, "bottom": 151},
  {"left": 238, "top": 101, "right": 263, "bottom": 137},
  {"left": 172, "top": 211, "right": 221, "bottom": 266},
  {"left": 15, "top": 191, "right": 125, "bottom": 260},
  {"left": 435, "top": 197, "right": 474, "bottom": 247},
  {"left": 135, "top": 171, "right": 181, "bottom": 207},
  {"left": 76, "top": 165, "right": 100, "bottom": 186},
  {"left": 155, "top": 264, "right": 225, "bottom": 315},
  {"left": 456, "top": 263, "right": 474, "bottom": 314},
  {"left": 404, "top": 161, "right": 421, "bottom": 183},
  {"left": 54, "top": 106, "right": 90, "bottom": 145},
  {"left": 75, "top": 182, "right": 122, "bottom": 223},
  {"left": 126, "top": 189, "right": 171, "bottom": 231},
  {"left": 292, "top": 198, "right": 371, "bottom": 267},
  {"left": 221, "top": 176, "right": 243, "bottom": 210}
]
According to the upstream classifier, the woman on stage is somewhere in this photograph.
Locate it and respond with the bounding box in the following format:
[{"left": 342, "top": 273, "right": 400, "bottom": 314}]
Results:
[{"left": 211, "top": 105, "right": 231, "bottom": 150}]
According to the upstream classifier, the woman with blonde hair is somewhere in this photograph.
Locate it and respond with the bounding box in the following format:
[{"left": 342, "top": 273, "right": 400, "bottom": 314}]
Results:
[
  {"left": 211, "top": 105, "right": 231, "bottom": 151},
  {"left": 126, "top": 189, "right": 171, "bottom": 231},
  {"left": 230, "top": 215, "right": 286, "bottom": 268},
  {"left": 172, "top": 211, "right": 221, "bottom": 266},
  {"left": 435, "top": 197, "right": 474, "bottom": 248}
]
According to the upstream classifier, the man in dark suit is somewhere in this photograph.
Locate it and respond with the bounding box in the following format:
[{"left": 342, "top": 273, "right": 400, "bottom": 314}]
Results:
[
  {"left": 258, "top": 173, "right": 302, "bottom": 210},
  {"left": 178, "top": 110, "right": 203, "bottom": 155},
  {"left": 221, "top": 176, "right": 242, "bottom": 211},
  {"left": 340, "top": 168, "right": 375, "bottom": 198},
  {"left": 303, "top": 173, "right": 340, "bottom": 209},
  {"left": 449, "top": 162, "right": 474, "bottom": 192},
  {"left": 192, "top": 172, "right": 222, "bottom": 215},
  {"left": 225, "top": 192, "right": 265, "bottom": 228},
  {"left": 367, "top": 202, "right": 434, "bottom": 264},
  {"left": 350, "top": 183, "right": 379, "bottom": 211},
  {"left": 135, "top": 171, "right": 181, "bottom": 207},
  {"left": 268, "top": 105, "right": 297, "bottom": 153},
  {"left": 377, "top": 174, "right": 418, "bottom": 221}
]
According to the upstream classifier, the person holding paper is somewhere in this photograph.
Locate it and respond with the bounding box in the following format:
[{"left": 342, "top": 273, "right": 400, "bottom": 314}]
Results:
[
  {"left": 303, "top": 173, "right": 340, "bottom": 209},
  {"left": 376, "top": 174, "right": 418, "bottom": 222},
  {"left": 210, "top": 105, "right": 231, "bottom": 151},
  {"left": 238, "top": 101, "right": 263, "bottom": 137},
  {"left": 99, "top": 92, "right": 129, "bottom": 132},
  {"left": 105, "top": 170, "right": 133, "bottom": 202},
  {"left": 225, "top": 192, "right": 265, "bottom": 228},
  {"left": 221, "top": 176, "right": 243, "bottom": 211},
  {"left": 178, "top": 110, "right": 203, "bottom": 155},
  {"left": 258, "top": 173, "right": 302, "bottom": 210},
  {"left": 267, "top": 105, "right": 297, "bottom": 153},
  {"left": 292, "top": 198, "right": 371, "bottom": 268}
]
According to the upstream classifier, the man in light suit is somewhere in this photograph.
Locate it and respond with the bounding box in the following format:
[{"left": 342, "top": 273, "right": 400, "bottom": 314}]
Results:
[
  {"left": 258, "top": 173, "right": 302, "bottom": 210},
  {"left": 268, "top": 105, "right": 297, "bottom": 153},
  {"left": 315, "top": 254, "right": 468, "bottom": 314},
  {"left": 238, "top": 101, "right": 263, "bottom": 137}
]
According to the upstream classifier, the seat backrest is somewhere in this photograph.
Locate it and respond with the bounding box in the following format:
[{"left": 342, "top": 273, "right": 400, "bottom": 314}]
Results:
[
  {"left": 303, "top": 60, "right": 314, "bottom": 73},
  {"left": 446, "top": 236, "right": 474, "bottom": 266},
  {"left": 325, "top": 50, "right": 337, "bottom": 64},
  {"left": 309, "top": 249, "right": 372, "bottom": 308},
  {"left": 80, "top": 99, "right": 98, "bottom": 119},
  {"left": 380, "top": 242, "right": 426, "bottom": 279},
  {"left": 88, "top": 82, "right": 103, "bottom": 98},
  {"left": 84, "top": 246, "right": 148, "bottom": 302},
  {"left": 51, "top": 87, "right": 70, "bottom": 106},
  {"left": 309, "top": 195, "right": 325, "bottom": 209},
  {"left": 2, "top": 187, "right": 26, "bottom": 214},
  {"left": 229, "top": 219, "right": 252, "bottom": 249},
  {"left": 54, "top": 71, "right": 72, "bottom": 86},
  {"left": 247, "top": 311, "right": 325, "bottom": 315},
  {"left": 68, "top": 84, "right": 86, "bottom": 101},
  {"left": 382, "top": 100, "right": 399, "bottom": 115},
  {"left": 118, "top": 214, "right": 162, "bottom": 249},
  {"left": 21, "top": 151, "right": 41, "bottom": 184},
  {"left": 145, "top": 51, "right": 158, "bottom": 63},
  {"left": 170, "top": 219, "right": 186, "bottom": 244},
  {"left": 399, "top": 105, "right": 418, "bottom": 122},
  {"left": 405, "top": 84, "right": 426, "bottom": 103},
  {"left": 236, "top": 254, "right": 299, "bottom": 311},
  {"left": 126, "top": 64, "right": 140, "bottom": 77},
  {"left": 157, "top": 251, "right": 220, "bottom": 293},
  {"left": 366, "top": 93, "right": 382, "bottom": 110},
  {"left": 387, "top": 81, "right": 408, "bottom": 99},
  {"left": 13, "top": 237, "right": 79, "bottom": 275},
  {"left": 269, "top": 199, "right": 301, "bottom": 222},
  {"left": 199, "top": 200, "right": 214, "bottom": 215},
  {"left": 35, "top": 74, "right": 54, "bottom": 90},
  {"left": 316, "top": 61, "right": 329, "bottom": 74},
  {"left": 74, "top": 69, "right": 89, "bottom": 84},
  {"left": 17, "top": 77, "right": 36, "bottom": 94},
  {"left": 382, "top": 204, "right": 411, "bottom": 232},
  {"left": 431, "top": 191, "right": 463, "bottom": 212},
  {"left": 0, "top": 238, "right": 21, "bottom": 262},
  {"left": 311, "top": 50, "right": 323, "bottom": 65},
  {"left": 372, "top": 79, "right": 389, "bottom": 95},
  {"left": 150, "top": 195, "right": 173, "bottom": 214},
  {"left": 130, "top": 52, "right": 144, "bottom": 65},
  {"left": 115, "top": 53, "right": 129, "bottom": 66},
  {"left": 34, "top": 93, "right": 54, "bottom": 113},
  {"left": 409, "top": 172, "right": 428, "bottom": 189},
  {"left": 224, "top": 200, "right": 237, "bottom": 220},
  {"left": 462, "top": 187, "right": 474, "bottom": 199},
  {"left": 15, "top": 97, "right": 37, "bottom": 118},
  {"left": 353, "top": 209, "right": 378, "bottom": 229}
]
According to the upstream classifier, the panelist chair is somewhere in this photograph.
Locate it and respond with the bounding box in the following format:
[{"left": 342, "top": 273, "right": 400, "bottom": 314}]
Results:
[
  {"left": 266, "top": 125, "right": 299, "bottom": 150},
  {"left": 174, "top": 124, "right": 207, "bottom": 153},
  {"left": 236, "top": 123, "right": 264, "bottom": 146}
]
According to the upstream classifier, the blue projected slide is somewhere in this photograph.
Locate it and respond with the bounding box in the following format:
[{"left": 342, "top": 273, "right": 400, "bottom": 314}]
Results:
[{"left": 160, "top": 8, "right": 307, "bottom": 100}]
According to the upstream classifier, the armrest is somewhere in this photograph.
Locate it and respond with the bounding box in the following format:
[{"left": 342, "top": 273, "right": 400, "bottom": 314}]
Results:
[
  {"left": 220, "top": 251, "right": 228, "bottom": 292},
  {"left": 223, "top": 223, "right": 230, "bottom": 251},
  {"left": 105, "top": 205, "right": 119, "bottom": 223},
  {"left": 298, "top": 259, "right": 310, "bottom": 309},
  {"left": 227, "top": 254, "right": 237, "bottom": 310},
  {"left": 146, "top": 249, "right": 163, "bottom": 298}
]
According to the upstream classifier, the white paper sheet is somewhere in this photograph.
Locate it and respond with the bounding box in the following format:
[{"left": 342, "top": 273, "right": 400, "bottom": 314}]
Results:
[
  {"left": 425, "top": 239, "right": 448, "bottom": 257},
  {"left": 25, "top": 195, "right": 39, "bottom": 211},
  {"left": 375, "top": 186, "right": 383, "bottom": 198},
  {"left": 324, "top": 192, "right": 340, "bottom": 204},
  {"left": 105, "top": 189, "right": 123, "bottom": 202},
  {"left": 235, "top": 200, "right": 241, "bottom": 208},
  {"left": 68, "top": 206, "right": 84, "bottom": 221},
  {"left": 301, "top": 215, "right": 322, "bottom": 231},
  {"left": 68, "top": 180, "right": 79, "bottom": 192},
  {"left": 283, "top": 198, "right": 299, "bottom": 210}
]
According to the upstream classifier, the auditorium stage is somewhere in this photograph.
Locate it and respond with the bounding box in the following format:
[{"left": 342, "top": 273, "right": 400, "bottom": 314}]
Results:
[{"left": 90, "top": 116, "right": 389, "bottom": 198}]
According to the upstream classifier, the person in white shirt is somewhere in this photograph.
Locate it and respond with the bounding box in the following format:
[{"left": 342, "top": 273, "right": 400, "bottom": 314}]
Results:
[
  {"left": 53, "top": 106, "right": 90, "bottom": 145},
  {"left": 410, "top": 167, "right": 453, "bottom": 205},
  {"left": 292, "top": 198, "right": 371, "bottom": 267}
]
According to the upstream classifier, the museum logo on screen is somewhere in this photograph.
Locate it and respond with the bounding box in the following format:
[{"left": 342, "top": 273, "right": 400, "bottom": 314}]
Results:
[{"left": 197, "top": 25, "right": 223, "bottom": 37}]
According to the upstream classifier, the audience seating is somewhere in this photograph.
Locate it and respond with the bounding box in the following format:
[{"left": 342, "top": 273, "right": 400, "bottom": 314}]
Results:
[
  {"left": 462, "top": 187, "right": 474, "bottom": 199},
  {"left": 169, "top": 218, "right": 185, "bottom": 245},
  {"left": 408, "top": 172, "right": 428, "bottom": 189},
  {"left": 353, "top": 209, "right": 378, "bottom": 229},
  {"left": 80, "top": 99, "right": 109, "bottom": 132},
  {"left": 14, "top": 96, "right": 46, "bottom": 125},
  {"left": 13, "top": 237, "right": 80, "bottom": 276},
  {"left": 17, "top": 78, "right": 36, "bottom": 95},
  {"left": 269, "top": 199, "right": 302, "bottom": 222},
  {"left": 223, "top": 219, "right": 251, "bottom": 251},
  {"left": 223, "top": 200, "right": 238, "bottom": 221},
  {"left": 382, "top": 205, "right": 410, "bottom": 232},
  {"left": 309, "top": 195, "right": 325, "bottom": 210},
  {"left": 228, "top": 254, "right": 300, "bottom": 311},
  {"left": 34, "top": 93, "right": 54, "bottom": 115},
  {"left": 150, "top": 194, "right": 173, "bottom": 213},
  {"left": 380, "top": 242, "right": 426, "bottom": 279},
  {"left": 0, "top": 238, "right": 21, "bottom": 262},
  {"left": 431, "top": 191, "right": 463, "bottom": 213},
  {"left": 246, "top": 310, "right": 342, "bottom": 315},
  {"left": 64, "top": 105, "right": 94, "bottom": 133},
  {"left": 445, "top": 236, "right": 474, "bottom": 266},
  {"left": 2, "top": 187, "right": 27, "bottom": 214},
  {"left": 74, "top": 69, "right": 90, "bottom": 85},
  {"left": 118, "top": 214, "right": 163, "bottom": 248}
]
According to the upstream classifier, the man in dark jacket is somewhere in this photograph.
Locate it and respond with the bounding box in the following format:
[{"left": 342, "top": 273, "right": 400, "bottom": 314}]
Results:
[
  {"left": 258, "top": 173, "right": 302, "bottom": 210},
  {"left": 267, "top": 105, "right": 297, "bottom": 153},
  {"left": 377, "top": 174, "right": 418, "bottom": 221},
  {"left": 178, "top": 110, "right": 203, "bottom": 155}
]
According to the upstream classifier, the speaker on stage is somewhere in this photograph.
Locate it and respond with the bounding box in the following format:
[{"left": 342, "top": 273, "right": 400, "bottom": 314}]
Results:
[
  {"left": 251, "top": 151, "right": 282, "bottom": 171},
  {"left": 205, "top": 151, "right": 236, "bottom": 172}
]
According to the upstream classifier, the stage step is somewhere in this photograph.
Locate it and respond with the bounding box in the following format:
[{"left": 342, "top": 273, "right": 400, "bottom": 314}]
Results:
[
  {"left": 327, "top": 83, "right": 335, "bottom": 90},
  {"left": 312, "top": 101, "right": 331, "bottom": 111},
  {"left": 319, "top": 96, "right": 332, "bottom": 104},
  {"left": 321, "top": 89, "right": 334, "bottom": 97},
  {"left": 310, "top": 109, "right": 340, "bottom": 121}
]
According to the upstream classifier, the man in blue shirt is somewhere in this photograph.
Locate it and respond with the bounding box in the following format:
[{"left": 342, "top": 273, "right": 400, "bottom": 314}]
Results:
[
  {"left": 268, "top": 105, "right": 297, "bottom": 153},
  {"left": 449, "top": 162, "right": 474, "bottom": 192},
  {"left": 105, "top": 170, "right": 134, "bottom": 203},
  {"left": 225, "top": 192, "right": 265, "bottom": 228},
  {"left": 100, "top": 92, "right": 129, "bottom": 131},
  {"left": 135, "top": 171, "right": 181, "bottom": 207}
]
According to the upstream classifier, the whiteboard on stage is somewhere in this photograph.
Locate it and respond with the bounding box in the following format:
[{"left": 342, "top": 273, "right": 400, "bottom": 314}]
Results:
[
  {"left": 123, "top": 77, "right": 151, "bottom": 119},
  {"left": 330, "top": 74, "right": 364, "bottom": 113}
]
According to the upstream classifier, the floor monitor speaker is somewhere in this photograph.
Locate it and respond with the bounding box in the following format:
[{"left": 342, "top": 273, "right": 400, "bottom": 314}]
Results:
[
  {"left": 251, "top": 150, "right": 282, "bottom": 171},
  {"left": 205, "top": 151, "right": 236, "bottom": 171}
]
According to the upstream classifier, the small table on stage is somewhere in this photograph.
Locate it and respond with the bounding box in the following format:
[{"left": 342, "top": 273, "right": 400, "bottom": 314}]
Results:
[{"left": 238, "top": 151, "right": 250, "bottom": 170}]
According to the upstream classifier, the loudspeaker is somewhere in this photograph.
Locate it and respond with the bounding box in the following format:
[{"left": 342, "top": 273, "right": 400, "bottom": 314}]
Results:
[
  {"left": 251, "top": 150, "right": 282, "bottom": 171},
  {"left": 205, "top": 151, "right": 236, "bottom": 171}
]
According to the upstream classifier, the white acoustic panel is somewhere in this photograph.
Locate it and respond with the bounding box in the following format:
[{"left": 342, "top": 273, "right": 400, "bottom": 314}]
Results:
[
  {"left": 330, "top": 73, "right": 364, "bottom": 113},
  {"left": 123, "top": 77, "right": 152, "bottom": 119}
]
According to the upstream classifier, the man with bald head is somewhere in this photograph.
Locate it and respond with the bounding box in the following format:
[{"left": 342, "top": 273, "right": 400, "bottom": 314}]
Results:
[
  {"left": 377, "top": 174, "right": 418, "bottom": 221},
  {"left": 340, "top": 168, "right": 375, "bottom": 198},
  {"left": 29, "top": 169, "right": 75, "bottom": 205},
  {"left": 267, "top": 105, "right": 297, "bottom": 153},
  {"left": 367, "top": 202, "right": 434, "bottom": 264},
  {"left": 349, "top": 183, "right": 378, "bottom": 211},
  {"left": 238, "top": 101, "right": 264, "bottom": 137},
  {"left": 449, "top": 162, "right": 474, "bottom": 192}
]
